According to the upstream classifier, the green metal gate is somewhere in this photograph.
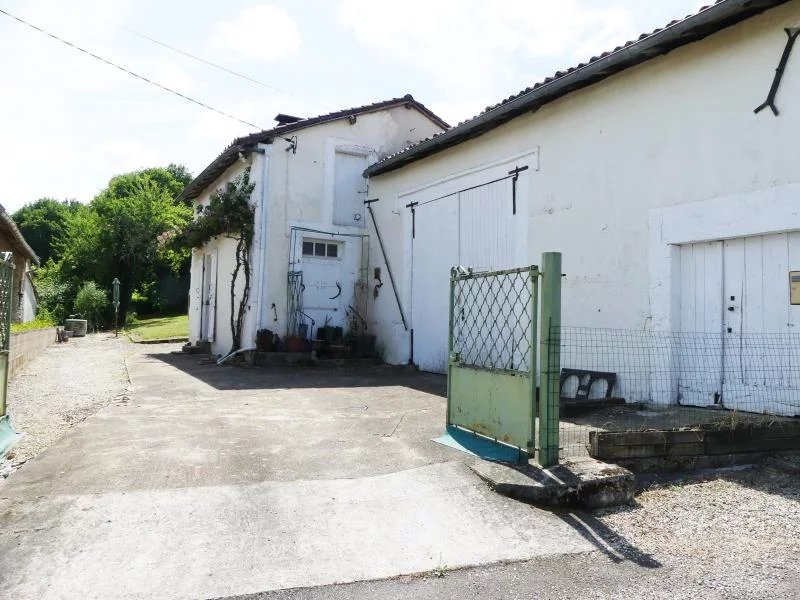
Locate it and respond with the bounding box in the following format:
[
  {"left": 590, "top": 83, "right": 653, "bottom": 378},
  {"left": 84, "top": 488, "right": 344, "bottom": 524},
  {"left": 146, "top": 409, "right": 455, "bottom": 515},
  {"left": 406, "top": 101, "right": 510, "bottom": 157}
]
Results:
[
  {"left": 447, "top": 253, "right": 562, "bottom": 466},
  {"left": 0, "top": 253, "right": 15, "bottom": 456},
  {"left": 447, "top": 265, "right": 539, "bottom": 462}
]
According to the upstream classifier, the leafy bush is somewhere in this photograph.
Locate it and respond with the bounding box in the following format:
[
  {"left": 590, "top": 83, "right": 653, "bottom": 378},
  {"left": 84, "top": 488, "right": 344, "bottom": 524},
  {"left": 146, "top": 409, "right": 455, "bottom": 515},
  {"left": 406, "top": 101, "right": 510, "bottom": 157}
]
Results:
[
  {"left": 74, "top": 281, "right": 108, "bottom": 331},
  {"left": 11, "top": 314, "right": 57, "bottom": 333},
  {"left": 34, "top": 261, "right": 75, "bottom": 324}
]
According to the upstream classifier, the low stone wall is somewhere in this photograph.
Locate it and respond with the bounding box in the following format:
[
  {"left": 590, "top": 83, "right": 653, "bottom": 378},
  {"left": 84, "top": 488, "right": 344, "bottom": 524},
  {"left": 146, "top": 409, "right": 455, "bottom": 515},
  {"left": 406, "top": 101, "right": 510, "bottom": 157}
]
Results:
[{"left": 9, "top": 328, "right": 57, "bottom": 380}]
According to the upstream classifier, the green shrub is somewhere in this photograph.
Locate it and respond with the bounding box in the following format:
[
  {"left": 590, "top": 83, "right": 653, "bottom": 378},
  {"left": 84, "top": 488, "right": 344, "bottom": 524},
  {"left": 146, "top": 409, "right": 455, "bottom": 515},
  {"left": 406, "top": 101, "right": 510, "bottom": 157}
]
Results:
[
  {"left": 74, "top": 281, "right": 108, "bottom": 331},
  {"left": 11, "top": 314, "right": 57, "bottom": 333}
]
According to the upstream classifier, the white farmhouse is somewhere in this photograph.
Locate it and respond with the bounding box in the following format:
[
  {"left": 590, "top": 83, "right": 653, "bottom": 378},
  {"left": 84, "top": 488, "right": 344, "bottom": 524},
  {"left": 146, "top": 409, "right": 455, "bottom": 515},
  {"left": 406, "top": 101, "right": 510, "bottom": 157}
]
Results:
[
  {"left": 364, "top": 0, "right": 800, "bottom": 416},
  {"left": 181, "top": 96, "right": 447, "bottom": 358}
]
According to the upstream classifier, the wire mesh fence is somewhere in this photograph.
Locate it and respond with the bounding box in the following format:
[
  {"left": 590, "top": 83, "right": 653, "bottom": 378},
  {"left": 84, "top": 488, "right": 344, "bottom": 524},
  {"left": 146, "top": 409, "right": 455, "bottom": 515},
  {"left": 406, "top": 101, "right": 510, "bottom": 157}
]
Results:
[
  {"left": 554, "top": 326, "right": 800, "bottom": 458},
  {"left": 451, "top": 267, "right": 536, "bottom": 373}
]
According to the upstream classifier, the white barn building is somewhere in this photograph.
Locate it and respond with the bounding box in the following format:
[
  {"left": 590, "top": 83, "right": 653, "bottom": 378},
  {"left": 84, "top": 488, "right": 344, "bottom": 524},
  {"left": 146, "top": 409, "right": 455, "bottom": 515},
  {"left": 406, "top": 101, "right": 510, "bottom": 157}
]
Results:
[
  {"left": 181, "top": 96, "right": 448, "bottom": 358},
  {"left": 364, "top": 0, "right": 800, "bottom": 416}
]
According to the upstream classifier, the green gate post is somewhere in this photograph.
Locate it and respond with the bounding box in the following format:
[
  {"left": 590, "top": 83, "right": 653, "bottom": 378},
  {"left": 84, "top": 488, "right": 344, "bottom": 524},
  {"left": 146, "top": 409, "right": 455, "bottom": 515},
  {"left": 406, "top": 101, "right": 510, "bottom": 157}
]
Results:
[
  {"left": 538, "top": 252, "right": 561, "bottom": 467},
  {"left": 0, "top": 257, "right": 14, "bottom": 418},
  {"left": 527, "top": 265, "right": 539, "bottom": 462},
  {"left": 446, "top": 267, "right": 456, "bottom": 426},
  {"left": 0, "top": 256, "right": 16, "bottom": 458}
]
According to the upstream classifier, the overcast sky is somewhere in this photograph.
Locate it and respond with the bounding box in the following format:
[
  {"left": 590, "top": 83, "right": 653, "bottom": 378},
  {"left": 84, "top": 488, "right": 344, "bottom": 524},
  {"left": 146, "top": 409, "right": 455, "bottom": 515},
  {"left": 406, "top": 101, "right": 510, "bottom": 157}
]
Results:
[{"left": 0, "top": 0, "right": 702, "bottom": 211}]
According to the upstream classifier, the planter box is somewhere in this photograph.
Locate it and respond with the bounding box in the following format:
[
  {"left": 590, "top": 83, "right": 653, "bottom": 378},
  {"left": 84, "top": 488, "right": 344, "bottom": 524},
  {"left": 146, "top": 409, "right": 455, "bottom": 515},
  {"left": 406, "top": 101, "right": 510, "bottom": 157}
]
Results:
[{"left": 589, "top": 422, "right": 800, "bottom": 462}]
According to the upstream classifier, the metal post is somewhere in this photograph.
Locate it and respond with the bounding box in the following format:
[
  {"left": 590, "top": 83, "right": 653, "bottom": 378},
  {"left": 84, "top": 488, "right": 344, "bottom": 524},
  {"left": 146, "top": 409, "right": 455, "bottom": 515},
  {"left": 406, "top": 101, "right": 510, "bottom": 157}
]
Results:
[
  {"left": 528, "top": 265, "right": 539, "bottom": 461},
  {"left": 538, "top": 252, "right": 561, "bottom": 467},
  {"left": 0, "top": 258, "right": 13, "bottom": 418},
  {"left": 112, "top": 278, "right": 120, "bottom": 337},
  {"left": 446, "top": 268, "right": 456, "bottom": 429}
]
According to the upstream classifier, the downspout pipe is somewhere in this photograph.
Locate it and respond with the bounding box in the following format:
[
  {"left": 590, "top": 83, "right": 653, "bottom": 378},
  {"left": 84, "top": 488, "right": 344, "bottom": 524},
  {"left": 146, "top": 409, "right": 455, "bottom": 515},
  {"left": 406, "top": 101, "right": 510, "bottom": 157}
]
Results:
[
  {"left": 217, "top": 346, "right": 257, "bottom": 365},
  {"left": 250, "top": 146, "right": 270, "bottom": 345}
]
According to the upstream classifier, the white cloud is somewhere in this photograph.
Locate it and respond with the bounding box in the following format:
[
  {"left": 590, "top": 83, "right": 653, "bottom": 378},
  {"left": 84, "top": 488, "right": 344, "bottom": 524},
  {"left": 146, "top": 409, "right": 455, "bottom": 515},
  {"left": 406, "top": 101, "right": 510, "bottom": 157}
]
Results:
[
  {"left": 339, "top": 0, "right": 637, "bottom": 95},
  {"left": 214, "top": 5, "right": 301, "bottom": 61}
]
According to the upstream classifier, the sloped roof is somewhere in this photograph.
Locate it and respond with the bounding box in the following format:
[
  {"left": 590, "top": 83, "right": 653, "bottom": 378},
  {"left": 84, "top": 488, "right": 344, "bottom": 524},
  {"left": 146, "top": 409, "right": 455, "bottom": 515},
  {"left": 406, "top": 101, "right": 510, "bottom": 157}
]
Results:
[
  {"left": 179, "top": 95, "right": 449, "bottom": 202},
  {"left": 366, "top": 0, "right": 789, "bottom": 177},
  {"left": 0, "top": 204, "right": 39, "bottom": 266}
]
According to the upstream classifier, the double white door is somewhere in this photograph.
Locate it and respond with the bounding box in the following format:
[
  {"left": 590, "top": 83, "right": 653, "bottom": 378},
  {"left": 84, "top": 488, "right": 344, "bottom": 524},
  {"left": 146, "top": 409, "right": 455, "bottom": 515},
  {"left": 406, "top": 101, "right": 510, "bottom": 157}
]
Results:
[{"left": 678, "top": 232, "right": 800, "bottom": 416}]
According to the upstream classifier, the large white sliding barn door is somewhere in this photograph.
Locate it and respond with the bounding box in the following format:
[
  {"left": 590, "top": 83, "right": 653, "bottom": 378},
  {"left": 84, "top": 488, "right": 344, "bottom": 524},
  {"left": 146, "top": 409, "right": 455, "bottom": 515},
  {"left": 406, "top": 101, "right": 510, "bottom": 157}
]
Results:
[
  {"left": 678, "top": 232, "right": 800, "bottom": 416},
  {"left": 411, "top": 177, "right": 524, "bottom": 373}
]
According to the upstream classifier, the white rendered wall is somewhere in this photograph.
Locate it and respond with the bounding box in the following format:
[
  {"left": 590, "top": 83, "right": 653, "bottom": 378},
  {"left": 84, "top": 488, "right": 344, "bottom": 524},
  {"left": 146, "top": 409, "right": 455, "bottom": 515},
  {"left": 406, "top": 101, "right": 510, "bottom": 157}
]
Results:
[
  {"left": 258, "top": 106, "right": 445, "bottom": 343},
  {"left": 366, "top": 1, "right": 800, "bottom": 366},
  {"left": 188, "top": 104, "right": 444, "bottom": 355},
  {"left": 187, "top": 160, "right": 256, "bottom": 356}
]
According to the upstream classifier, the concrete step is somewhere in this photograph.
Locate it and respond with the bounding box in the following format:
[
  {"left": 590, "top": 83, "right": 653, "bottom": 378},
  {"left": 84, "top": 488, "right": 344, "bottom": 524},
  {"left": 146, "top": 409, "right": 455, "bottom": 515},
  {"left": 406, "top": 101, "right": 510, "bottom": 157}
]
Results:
[{"left": 469, "top": 457, "right": 635, "bottom": 509}]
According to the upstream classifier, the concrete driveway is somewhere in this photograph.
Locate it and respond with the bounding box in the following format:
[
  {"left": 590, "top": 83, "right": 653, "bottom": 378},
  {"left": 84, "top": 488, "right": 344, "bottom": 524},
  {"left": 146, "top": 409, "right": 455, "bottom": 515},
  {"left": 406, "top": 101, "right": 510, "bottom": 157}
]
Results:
[{"left": 0, "top": 345, "right": 594, "bottom": 599}]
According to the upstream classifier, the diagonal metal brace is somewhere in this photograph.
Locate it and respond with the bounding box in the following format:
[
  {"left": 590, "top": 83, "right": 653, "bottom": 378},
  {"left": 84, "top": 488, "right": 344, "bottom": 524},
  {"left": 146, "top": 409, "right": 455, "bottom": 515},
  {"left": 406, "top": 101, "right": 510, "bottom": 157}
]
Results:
[{"left": 755, "top": 28, "right": 800, "bottom": 116}]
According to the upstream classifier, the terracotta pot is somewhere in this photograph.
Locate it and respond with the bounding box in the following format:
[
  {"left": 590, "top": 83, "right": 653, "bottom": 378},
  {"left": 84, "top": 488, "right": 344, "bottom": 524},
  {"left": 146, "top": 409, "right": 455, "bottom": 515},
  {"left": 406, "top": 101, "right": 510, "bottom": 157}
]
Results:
[{"left": 286, "top": 336, "right": 305, "bottom": 353}]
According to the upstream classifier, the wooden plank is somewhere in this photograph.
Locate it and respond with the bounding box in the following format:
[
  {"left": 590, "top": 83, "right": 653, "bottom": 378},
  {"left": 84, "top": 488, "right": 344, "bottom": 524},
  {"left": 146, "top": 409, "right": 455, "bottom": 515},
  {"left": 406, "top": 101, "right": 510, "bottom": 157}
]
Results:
[
  {"left": 705, "top": 435, "right": 800, "bottom": 455},
  {"left": 591, "top": 430, "right": 705, "bottom": 447},
  {"left": 590, "top": 426, "right": 800, "bottom": 459}
]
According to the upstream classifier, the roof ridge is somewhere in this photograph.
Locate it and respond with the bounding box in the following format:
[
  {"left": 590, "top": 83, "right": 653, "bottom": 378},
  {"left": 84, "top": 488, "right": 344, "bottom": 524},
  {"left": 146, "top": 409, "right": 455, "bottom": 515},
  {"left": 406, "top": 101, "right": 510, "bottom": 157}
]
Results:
[
  {"left": 367, "top": 0, "right": 785, "bottom": 176},
  {"left": 180, "top": 95, "right": 449, "bottom": 202}
]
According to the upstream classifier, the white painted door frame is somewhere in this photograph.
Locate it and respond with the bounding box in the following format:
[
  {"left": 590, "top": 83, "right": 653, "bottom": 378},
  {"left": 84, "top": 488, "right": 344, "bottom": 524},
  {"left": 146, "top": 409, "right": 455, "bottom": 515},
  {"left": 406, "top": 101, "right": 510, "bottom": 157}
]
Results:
[{"left": 201, "top": 251, "right": 217, "bottom": 342}]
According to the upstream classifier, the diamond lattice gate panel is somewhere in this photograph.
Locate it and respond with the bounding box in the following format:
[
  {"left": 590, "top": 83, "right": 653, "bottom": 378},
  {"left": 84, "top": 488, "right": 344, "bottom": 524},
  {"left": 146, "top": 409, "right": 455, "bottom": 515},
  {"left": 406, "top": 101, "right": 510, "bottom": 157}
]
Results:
[{"left": 447, "top": 265, "right": 538, "bottom": 460}]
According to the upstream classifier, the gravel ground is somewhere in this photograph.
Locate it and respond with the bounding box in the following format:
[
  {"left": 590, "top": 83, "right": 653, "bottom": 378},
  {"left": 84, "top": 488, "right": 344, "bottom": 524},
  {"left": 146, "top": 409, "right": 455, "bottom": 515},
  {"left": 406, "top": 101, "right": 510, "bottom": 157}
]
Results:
[
  {"left": 592, "top": 466, "right": 800, "bottom": 599},
  {"left": 0, "top": 333, "right": 130, "bottom": 478}
]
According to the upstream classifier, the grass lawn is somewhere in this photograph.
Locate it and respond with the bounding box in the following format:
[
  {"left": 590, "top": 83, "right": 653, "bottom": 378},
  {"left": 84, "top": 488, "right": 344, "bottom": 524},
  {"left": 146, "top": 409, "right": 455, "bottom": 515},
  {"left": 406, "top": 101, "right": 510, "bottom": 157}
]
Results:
[{"left": 125, "top": 314, "right": 188, "bottom": 342}]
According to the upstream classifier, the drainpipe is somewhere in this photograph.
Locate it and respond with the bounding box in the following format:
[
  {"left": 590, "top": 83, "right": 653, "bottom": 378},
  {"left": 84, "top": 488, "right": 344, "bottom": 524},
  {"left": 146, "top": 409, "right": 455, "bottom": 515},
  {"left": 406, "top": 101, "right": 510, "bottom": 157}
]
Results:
[
  {"left": 217, "top": 346, "right": 257, "bottom": 365},
  {"left": 250, "top": 145, "right": 270, "bottom": 346}
]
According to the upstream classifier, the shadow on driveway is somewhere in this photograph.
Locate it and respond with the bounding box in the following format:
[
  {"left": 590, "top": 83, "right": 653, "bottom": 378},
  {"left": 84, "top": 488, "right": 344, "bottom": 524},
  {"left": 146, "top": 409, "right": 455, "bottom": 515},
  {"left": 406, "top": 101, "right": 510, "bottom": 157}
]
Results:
[{"left": 149, "top": 351, "right": 447, "bottom": 395}]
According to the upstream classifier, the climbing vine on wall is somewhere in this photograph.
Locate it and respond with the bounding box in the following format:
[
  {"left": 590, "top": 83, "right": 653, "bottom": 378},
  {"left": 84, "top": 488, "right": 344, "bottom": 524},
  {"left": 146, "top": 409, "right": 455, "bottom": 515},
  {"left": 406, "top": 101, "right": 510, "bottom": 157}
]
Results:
[{"left": 175, "top": 169, "right": 255, "bottom": 352}]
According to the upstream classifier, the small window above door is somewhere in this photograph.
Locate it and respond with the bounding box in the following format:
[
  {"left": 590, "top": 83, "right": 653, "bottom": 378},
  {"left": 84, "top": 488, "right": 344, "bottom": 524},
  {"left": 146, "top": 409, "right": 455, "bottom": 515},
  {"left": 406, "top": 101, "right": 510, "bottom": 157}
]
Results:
[{"left": 302, "top": 239, "right": 341, "bottom": 259}]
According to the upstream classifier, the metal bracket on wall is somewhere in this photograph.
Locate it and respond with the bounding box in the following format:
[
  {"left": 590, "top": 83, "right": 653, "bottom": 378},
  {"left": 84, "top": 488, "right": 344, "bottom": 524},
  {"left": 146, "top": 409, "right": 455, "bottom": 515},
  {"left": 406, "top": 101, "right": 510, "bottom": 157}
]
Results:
[
  {"left": 508, "top": 165, "right": 529, "bottom": 215},
  {"left": 405, "top": 201, "right": 419, "bottom": 238},
  {"left": 754, "top": 28, "right": 800, "bottom": 116}
]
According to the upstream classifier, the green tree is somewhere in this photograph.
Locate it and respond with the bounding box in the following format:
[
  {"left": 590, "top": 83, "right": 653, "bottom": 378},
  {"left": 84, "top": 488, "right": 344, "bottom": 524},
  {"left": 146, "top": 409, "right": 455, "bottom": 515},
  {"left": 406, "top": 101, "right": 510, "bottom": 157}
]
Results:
[
  {"left": 74, "top": 281, "right": 108, "bottom": 331},
  {"left": 58, "top": 166, "right": 193, "bottom": 324},
  {"left": 12, "top": 198, "right": 84, "bottom": 263}
]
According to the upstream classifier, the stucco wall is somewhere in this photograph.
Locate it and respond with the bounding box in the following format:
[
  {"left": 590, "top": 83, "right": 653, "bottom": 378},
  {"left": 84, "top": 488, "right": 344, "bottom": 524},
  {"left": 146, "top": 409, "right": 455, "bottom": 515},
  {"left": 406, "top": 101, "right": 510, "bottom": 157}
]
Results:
[
  {"left": 187, "top": 160, "right": 255, "bottom": 356},
  {"left": 9, "top": 328, "right": 55, "bottom": 380},
  {"left": 188, "top": 104, "right": 444, "bottom": 356},
  {"left": 258, "top": 105, "right": 444, "bottom": 345},
  {"left": 366, "top": 1, "right": 800, "bottom": 365}
]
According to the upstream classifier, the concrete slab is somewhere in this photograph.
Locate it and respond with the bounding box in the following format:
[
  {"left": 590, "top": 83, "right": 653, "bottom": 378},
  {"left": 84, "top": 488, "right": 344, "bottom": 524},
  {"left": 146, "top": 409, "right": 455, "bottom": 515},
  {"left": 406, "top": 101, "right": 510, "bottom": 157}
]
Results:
[
  {"left": 0, "top": 462, "right": 594, "bottom": 600},
  {"left": 0, "top": 346, "right": 597, "bottom": 599},
  {"left": 470, "top": 457, "right": 634, "bottom": 508}
]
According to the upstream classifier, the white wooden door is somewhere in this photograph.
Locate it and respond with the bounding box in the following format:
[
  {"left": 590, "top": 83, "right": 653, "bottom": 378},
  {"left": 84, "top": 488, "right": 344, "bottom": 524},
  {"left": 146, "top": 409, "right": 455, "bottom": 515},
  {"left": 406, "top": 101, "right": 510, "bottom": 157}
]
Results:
[
  {"left": 722, "top": 232, "right": 800, "bottom": 416},
  {"left": 410, "top": 178, "right": 524, "bottom": 374},
  {"left": 678, "top": 232, "right": 800, "bottom": 416},
  {"left": 299, "top": 238, "right": 359, "bottom": 335},
  {"left": 411, "top": 199, "right": 458, "bottom": 373},
  {"left": 677, "top": 241, "right": 724, "bottom": 406},
  {"left": 201, "top": 252, "right": 217, "bottom": 342}
]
